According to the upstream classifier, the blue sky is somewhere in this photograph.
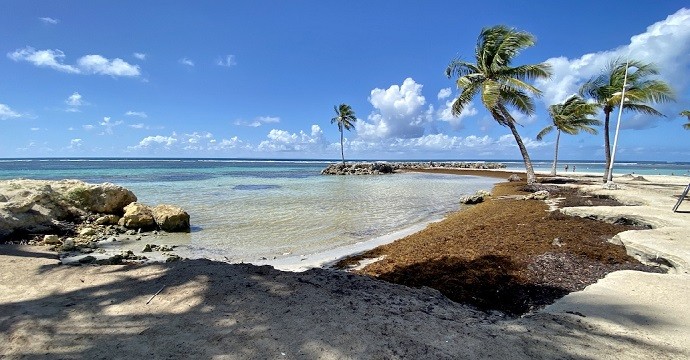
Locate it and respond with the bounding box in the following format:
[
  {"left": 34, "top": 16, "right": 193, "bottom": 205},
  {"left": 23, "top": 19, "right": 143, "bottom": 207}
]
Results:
[{"left": 1, "top": 1, "right": 689, "bottom": 161}]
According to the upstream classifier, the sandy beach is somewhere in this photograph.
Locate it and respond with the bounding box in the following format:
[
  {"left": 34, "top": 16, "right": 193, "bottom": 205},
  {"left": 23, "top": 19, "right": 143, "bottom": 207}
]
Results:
[{"left": 1, "top": 171, "right": 689, "bottom": 359}]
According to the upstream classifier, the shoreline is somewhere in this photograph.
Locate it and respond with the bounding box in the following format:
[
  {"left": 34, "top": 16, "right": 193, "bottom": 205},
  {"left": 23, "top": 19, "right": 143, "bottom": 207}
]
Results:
[{"left": 1, "top": 170, "right": 689, "bottom": 357}]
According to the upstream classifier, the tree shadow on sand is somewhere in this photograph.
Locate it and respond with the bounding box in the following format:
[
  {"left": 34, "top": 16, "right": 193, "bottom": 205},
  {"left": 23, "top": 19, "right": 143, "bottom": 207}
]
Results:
[
  {"left": 374, "top": 255, "right": 570, "bottom": 316},
  {"left": 0, "top": 254, "right": 685, "bottom": 359}
]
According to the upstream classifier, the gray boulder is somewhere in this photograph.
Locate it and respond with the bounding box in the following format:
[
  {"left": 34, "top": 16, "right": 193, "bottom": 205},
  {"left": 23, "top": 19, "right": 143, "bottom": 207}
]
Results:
[
  {"left": 152, "top": 204, "right": 191, "bottom": 232},
  {"left": 507, "top": 174, "right": 522, "bottom": 182}
]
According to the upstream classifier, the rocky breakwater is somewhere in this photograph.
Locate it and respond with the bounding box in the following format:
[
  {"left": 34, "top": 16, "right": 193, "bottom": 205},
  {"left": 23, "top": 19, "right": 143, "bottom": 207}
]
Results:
[
  {"left": 0, "top": 179, "right": 190, "bottom": 263},
  {"left": 322, "top": 161, "right": 506, "bottom": 175},
  {"left": 321, "top": 162, "right": 395, "bottom": 175}
]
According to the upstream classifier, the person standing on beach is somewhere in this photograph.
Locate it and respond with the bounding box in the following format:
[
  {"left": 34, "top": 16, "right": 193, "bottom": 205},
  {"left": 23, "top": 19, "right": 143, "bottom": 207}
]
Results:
[{"left": 565, "top": 165, "right": 569, "bottom": 172}]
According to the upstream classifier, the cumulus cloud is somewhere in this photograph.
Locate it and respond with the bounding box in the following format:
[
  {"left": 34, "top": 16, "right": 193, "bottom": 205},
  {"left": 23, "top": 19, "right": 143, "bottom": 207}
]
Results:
[
  {"left": 133, "top": 52, "right": 146, "bottom": 60},
  {"left": 234, "top": 116, "right": 280, "bottom": 127},
  {"left": 358, "top": 78, "right": 432, "bottom": 140},
  {"left": 437, "top": 99, "right": 478, "bottom": 129},
  {"left": 258, "top": 125, "right": 325, "bottom": 152},
  {"left": 68, "top": 138, "right": 82, "bottom": 149},
  {"left": 179, "top": 58, "right": 194, "bottom": 67},
  {"left": 99, "top": 116, "right": 123, "bottom": 134},
  {"left": 131, "top": 134, "right": 179, "bottom": 150},
  {"left": 125, "top": 110, "right": 148, "bottom": 118},
  {"left": 77, "top": 55, "right": 140, "bottom": 76},
  {"left": 536, "top": 8, "right": 690, "bottom": 129},
  {"left": 0, "top": 103, "right": 21, "bottom": 120},
  {"left": 217, "top": 55, "right": 237, "bottom": 67},
  {"left": 437, "top": 87, "right": 452, "bottom": 100},
  {"left": 8, "top": 46, "right": 140, "bottom": 77},
  {"left": 39, "top": 17, "right": 59, "bottom": 24},
  {"left": 128, "top": 131, "right": 251, "bottom": 153}
]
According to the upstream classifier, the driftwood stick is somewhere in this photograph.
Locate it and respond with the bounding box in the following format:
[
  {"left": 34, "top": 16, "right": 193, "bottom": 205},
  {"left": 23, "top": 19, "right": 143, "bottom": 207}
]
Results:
[{"left": 146, "top": 285, "right": 166, "bottom": 304}]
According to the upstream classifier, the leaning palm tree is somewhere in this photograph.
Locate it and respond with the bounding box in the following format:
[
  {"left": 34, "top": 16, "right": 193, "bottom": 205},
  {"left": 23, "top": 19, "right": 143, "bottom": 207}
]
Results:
[
  {"left": 331, "top": 103, "right": 357, "bottom": 164},
  {"left": 579, "top": 59, "right": 674, "bottom": 181},
  {"left": 681, "top": 110, "right": 690, "bottom": 130},
  {"left": 537, "top": 95, "right": 600, "bottom": 176},
  {"left": 446, "top": 25, "right": 552, "bottom": 185}
]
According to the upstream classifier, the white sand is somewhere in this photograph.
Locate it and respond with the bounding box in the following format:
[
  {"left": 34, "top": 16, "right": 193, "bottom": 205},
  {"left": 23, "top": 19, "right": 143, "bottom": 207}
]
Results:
[{"left": 1, "top": 173, "right": 689, "bottom": 359}]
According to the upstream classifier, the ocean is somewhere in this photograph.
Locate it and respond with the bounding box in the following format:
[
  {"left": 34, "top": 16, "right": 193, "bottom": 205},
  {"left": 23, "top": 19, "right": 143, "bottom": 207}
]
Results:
[{"left": 0, "top": 158, "right": 501, "bottom": 262}]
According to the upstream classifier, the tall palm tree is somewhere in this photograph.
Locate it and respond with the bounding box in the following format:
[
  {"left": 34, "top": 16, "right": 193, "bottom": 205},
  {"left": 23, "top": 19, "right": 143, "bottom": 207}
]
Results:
[
  {"left": 446, "top": 25, "right": 552, "bottom": 185},
  {"left": 681, "top": 110, "right": 690, "bottom": 130},
  {"left": 331, "top": 103, "right": 357, "bottom": 165},
  {"left": 579, "top": 59, "right": 674, "bottom": 181},
  {"left": 537, "top": 95, "right": 600, "bottom": 175}
]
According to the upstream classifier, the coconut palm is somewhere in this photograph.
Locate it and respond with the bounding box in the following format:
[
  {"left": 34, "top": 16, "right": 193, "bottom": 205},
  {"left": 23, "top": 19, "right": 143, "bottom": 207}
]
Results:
[
  {"left": 537, "top": 95, "right": 600, "bottom": 175},
  {"left": 331, "top": 103, "right": 357, "bottom": 164},
  {"left": 579, "top": 59, "right": 674, "bottom": 181},
  {"left": 445, "top": 25, "right": 552, "bottom": 185},
  {"left": 681, "top": 110, "right": 690, "bottom": 130}
]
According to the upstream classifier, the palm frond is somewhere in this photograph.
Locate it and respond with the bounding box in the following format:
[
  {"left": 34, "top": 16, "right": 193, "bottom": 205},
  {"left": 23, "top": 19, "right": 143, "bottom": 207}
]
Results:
[{"left": 536, "top": 125, "right": 554, "bottom": 141}]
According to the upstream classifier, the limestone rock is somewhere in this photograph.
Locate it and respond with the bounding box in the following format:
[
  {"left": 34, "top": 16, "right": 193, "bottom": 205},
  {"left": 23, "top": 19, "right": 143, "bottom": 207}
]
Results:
[
  {"left": 43, "top": 234, "right": 61, "bottom": 244},
  {"left": 79, "top": 227, "right": 97, "bottom": 236},
  {"left": 507, "top": 174, "right": 522, "bottom": 182},
  {"left": 152, "top": 204, "right": 191, "bottom": 232},
  {"left": 461, "top": 190, "right": 492, "bottom": 205},
  {"left": 62, "top": 181, "right": 136, "bottom": 214},
  {"left": 118, "top": 202, "right": 156, "bottom": 230},
  {"left": 95, "top": 214, "right": 120, "bottom": 226},
  {"left": 525, "top": 190, "right": 550, "bottom": 200}
]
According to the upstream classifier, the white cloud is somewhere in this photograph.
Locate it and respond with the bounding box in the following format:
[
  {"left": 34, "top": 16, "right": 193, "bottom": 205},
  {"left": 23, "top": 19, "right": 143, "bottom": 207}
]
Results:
[
  {"left": 99, "top": 116, "right": 123, "bottom": 134},
  {"left": 8, "top": 47, "right": 79, "bottom": 73},
  {"left": 77, "top": 55, "right": 140, "bottom": 76},
  {"left": 258, "top": 125, "right": 325, "bottom": 152},
  {"left": 129, "top": 123, "right": 145, "bottom": 129},
  {"left": 132, "top": 134, "right": 179, "bottom": 149},
  {"left": 82, "top": 124, "right": 95, "bottom": 130},
  {"left": 66, "top": 92, "right": 83, "bottom": 107},
  {"left": 133, "top": 52, "right": 146, "bottom": 60},
  {"left": 437, "top": 100, "right": 477, "bottom": 129},
  {"left": 179, "top": 58, "right": 194, "bottom": 67},
  {"left": 8, "top": 47, "right": 140, "bottom": 77},
  {"left": 234, "top": 116, "right": 280, "bottom": 127},
  {"left": 30, "top": 127, "right": 41, "bottom": 131},
  {"left": 217, "top": 55, "right": 237, "bottom": 67},
  {"left": 437, "top": 88, "right": 452, "bottom": 100},
  {"left": 39, "top": 17, "right": 59, "bottom": 24},
  {"left": 536, "top": 8, "right": 690, "bottom": 129},
  {"left": 358, "top": 78, "right": 431, "bottom": 140},
  {"left": 0, "top": 103, "right": 21, "bottom": 120},
  {"left": 68, "top": 138, "right": 82, "bottom": 149},
  {"left": 125, "top": 111, "right": 148, "bottom": 118}
]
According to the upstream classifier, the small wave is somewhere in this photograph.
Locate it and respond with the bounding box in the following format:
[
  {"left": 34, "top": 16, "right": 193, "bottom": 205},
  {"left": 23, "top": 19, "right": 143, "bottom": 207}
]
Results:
[{"left": 233, "top": 184, "right": 281, "bottom": 191}]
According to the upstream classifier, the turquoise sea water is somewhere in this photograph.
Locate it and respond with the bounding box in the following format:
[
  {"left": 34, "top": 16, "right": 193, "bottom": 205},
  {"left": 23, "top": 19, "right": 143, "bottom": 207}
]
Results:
[{"left": 0, "top": 158, "right": 500, "bottom": 261}]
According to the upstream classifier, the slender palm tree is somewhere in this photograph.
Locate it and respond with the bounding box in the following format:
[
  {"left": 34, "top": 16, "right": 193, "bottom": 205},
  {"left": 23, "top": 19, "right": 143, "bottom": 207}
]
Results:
[
  {"left": 331, "top": 103, "right": 357, "bottom": 164},
  {"left": 537, "top": 95, "right": 600, "bottom": 175},
  {"left": 681, "top": 110, "right": 690, "bottom": 130},
  {"left": 446, "top": 25, "right": 552, "bottom": 185},
  {"left": 579, "top": 59, "right": 674, "bottom": 181}
]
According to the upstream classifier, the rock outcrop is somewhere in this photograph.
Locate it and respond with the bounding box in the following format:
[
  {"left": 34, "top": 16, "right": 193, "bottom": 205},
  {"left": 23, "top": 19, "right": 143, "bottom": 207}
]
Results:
[
  {"left": 460, "top": 190, "right": 492, "bottom": 205},
  {"left": 0, "top": 179, "right": 136, "bottom": 239},
  {"left": 0, "top": 179, "right": 190, "bottom": 241},
  {"left": 118, "top": 202, "right": 156, "bottom": 230},
  {"left": 152, "top": 205, "right": 191, "bottom": 232},
  {"left": 321, "top": 161, "right": 506, "bottom": 175}
]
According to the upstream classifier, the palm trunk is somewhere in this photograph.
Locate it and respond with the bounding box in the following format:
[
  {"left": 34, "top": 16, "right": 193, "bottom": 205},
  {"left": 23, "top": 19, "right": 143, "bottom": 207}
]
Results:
[
  {"left": 602, "top": 111, "right": 611, "bottom": 182},
  {"left": 506, "top": 120, "right": 536, "bottom": 185},
  {"left": 340, "top": 129, "right": 345, "bottom": 165},
  {"left": 551, "top": 130, "right": 560, "bottom": 176}
]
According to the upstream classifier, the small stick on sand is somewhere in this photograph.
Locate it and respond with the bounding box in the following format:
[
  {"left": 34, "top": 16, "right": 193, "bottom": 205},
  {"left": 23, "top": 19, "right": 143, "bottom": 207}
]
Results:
[{"left": 146, "top": 285, "right": 166, "bottom": 304}]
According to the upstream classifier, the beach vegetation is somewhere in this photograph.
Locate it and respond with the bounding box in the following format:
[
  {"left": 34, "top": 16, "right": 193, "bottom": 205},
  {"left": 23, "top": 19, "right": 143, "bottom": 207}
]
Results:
[
  {"left": 331, "top": 103, "right": 357, "bottom": 165},
  {"left": 537, "top": 95, "right": 600, "bottom": 175},
  {"left": 681, "top": 110, "right": 690, "bottom": 130},
  {"left": 579, "top": 59, "right": 675, "bottom": 181},
  {"left": 445, "top": 25, "right": 552, "bottom": 185}
]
